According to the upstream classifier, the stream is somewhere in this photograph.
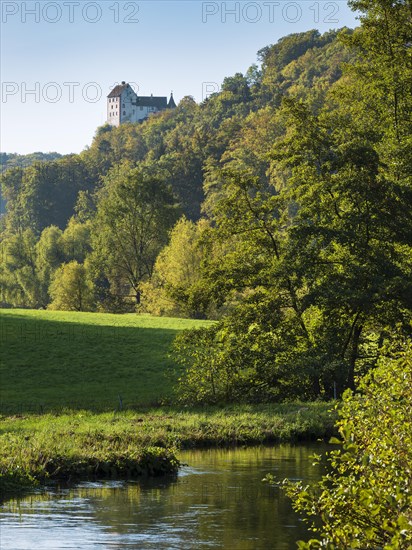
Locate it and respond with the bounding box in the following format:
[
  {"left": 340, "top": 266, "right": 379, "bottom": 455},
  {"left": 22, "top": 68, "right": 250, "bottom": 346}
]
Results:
[{"left": 0, "top": 444, "right": 326, "bottom": 549}]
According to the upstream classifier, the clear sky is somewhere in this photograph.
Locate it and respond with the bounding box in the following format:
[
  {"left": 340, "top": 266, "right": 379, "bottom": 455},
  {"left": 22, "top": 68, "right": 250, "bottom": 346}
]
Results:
[{"left": 1, "top": 0, "right": 359, "bottom": 154}]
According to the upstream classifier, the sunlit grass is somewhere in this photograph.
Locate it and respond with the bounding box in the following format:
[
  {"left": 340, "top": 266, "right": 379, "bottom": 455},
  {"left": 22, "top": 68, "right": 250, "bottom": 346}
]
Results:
[{"left": 0, "top": 403, "right": 336, "bottom": 446}]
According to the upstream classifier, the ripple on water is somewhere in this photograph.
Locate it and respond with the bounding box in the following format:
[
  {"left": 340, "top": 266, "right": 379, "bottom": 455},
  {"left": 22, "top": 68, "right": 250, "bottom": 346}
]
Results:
[{"left": 0, "top": 444, "right": 327, "bottom": 550}]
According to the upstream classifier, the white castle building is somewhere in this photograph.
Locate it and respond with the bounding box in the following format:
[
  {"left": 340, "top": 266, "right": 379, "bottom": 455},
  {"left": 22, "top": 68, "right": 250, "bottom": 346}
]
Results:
[{"left": 107, "top": 82, "right": 176, "bottom": 126}]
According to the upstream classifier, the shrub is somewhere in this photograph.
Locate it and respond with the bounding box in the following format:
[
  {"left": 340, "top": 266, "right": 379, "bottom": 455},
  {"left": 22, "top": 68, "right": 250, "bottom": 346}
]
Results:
[{"left": 275, "top": 342, "right": 412, "bottom": 549}]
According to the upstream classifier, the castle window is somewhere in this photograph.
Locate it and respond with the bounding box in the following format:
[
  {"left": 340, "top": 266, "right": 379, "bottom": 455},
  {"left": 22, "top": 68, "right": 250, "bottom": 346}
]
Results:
[{"left": 123, "top": 111, "right": 126, "bottom": 115}]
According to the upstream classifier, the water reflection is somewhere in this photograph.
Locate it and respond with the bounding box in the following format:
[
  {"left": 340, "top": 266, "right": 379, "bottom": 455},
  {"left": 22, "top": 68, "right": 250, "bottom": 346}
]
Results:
[{"left": 0, "top": 444, "right": 325, "bottom": 549}]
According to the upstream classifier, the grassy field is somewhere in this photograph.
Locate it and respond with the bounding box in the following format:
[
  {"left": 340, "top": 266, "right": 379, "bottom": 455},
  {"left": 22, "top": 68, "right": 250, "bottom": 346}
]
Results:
[
  {"left": 0, "top": 309, "right": 338, "bottom": 498},
  {"left": 0, "top": 309, "right": 212, "bottom": 413}
]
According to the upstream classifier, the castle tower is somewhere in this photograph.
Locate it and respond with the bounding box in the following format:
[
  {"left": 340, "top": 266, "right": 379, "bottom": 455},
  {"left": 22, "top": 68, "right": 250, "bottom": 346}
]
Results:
[
  {"left": 107, "top": 81, "right": 138, "bottom": 127},
  {"left": 168, "top": 92, "right": 176, "bottom": 109}
]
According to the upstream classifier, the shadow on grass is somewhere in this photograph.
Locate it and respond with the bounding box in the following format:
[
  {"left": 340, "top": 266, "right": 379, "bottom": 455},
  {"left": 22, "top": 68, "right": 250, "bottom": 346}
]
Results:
[{"left": 0, "top": 313, "right": 188, "bottom": 414}]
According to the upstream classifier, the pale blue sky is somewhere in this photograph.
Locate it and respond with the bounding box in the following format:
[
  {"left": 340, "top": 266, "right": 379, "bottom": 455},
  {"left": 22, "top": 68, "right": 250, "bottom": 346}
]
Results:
[{"left": 1, "top": 1, "right": 359, "bottom": 154}]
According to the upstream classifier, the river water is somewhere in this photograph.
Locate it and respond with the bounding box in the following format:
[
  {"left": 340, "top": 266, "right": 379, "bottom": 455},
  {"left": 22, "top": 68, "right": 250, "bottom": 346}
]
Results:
[{"left": 0, "top": 444, "right": 325, "bottom": 549}]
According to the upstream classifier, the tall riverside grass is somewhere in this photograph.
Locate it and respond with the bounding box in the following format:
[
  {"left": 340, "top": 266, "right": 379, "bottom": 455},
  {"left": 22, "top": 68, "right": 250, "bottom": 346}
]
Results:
[
  {"left": 0, "top": 403, "right": 336, "bottom": 498},
  {"left": 0, "top": 422, "right": 179, "bottom": 499}
]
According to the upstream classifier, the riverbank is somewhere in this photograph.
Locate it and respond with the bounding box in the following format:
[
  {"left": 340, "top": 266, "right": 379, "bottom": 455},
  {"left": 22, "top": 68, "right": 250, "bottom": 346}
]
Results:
[{"left": 0, "top": 403, "right": 336, "bottom": 499}]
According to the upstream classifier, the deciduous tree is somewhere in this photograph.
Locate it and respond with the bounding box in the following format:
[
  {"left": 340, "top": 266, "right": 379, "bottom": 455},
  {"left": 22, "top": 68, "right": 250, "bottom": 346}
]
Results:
[{"left": 91, "top": 162, "right": 179, "bottom": 306}]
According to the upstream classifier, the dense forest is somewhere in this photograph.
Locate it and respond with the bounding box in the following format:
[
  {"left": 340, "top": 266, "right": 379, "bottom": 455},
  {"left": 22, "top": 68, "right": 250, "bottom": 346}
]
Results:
[
  {"left": 1, "top": 1, "right": 411, "bottom": 403},
  {"left": 0, "top": 152, "right": 63, "bottom": 214},
  {"left": 0, "top": 152, "right": 63, "bottom": 172}
]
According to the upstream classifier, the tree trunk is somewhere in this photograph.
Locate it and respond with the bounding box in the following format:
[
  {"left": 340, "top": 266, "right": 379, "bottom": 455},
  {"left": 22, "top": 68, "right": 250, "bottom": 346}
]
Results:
[
  {"left": 312, "top": 375, "right": 321, "bottom": 398},
  {"left": 347, "top": 324, "right": 362, "bottom": 391}
]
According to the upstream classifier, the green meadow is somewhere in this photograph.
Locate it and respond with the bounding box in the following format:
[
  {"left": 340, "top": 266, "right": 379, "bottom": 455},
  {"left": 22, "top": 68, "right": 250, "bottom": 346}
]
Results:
[
  {"left": 0, "top": 309, "right": 212, "bottom": 413},
  {"left": 0, "top": 309, "right": 336, "bottom": 497}
]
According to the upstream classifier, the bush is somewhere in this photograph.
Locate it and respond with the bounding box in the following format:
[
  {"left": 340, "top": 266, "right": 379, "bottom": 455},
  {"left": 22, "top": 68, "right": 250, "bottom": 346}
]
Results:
[
  {"left": 172, "top": 326, "right": 250, "bottom": 404},
  {"left": 276, "top": 342, "right": 412, "bottom": 549}
]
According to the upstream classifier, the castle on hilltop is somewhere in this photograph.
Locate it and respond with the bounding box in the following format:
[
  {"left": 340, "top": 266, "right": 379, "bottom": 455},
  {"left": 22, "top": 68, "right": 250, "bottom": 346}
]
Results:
[{"left": 107, "top": 82, "right": 176, "bottom": 126}]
